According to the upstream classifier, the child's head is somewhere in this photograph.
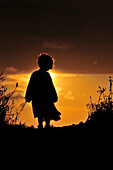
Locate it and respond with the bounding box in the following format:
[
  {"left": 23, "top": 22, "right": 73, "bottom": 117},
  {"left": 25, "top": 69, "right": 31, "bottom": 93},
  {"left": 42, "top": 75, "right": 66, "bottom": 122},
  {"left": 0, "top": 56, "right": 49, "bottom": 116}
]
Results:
[{"left": 37, "top": 53, "right": 54, "bottom": 71}]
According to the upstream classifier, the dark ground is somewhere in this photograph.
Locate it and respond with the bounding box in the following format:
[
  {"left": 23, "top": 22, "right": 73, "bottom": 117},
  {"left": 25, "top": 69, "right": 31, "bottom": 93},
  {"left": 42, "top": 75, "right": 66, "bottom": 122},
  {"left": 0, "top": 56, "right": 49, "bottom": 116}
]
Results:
[{"left": 0, "top": 122, "right": 112, "bottom": 167}]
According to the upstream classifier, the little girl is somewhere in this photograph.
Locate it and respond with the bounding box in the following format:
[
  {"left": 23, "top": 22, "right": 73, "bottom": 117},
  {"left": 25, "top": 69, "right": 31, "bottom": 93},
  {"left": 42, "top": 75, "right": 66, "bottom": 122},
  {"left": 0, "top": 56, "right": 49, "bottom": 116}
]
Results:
[{"left": 25, "top": 53, "right": 61, "bottom": 128}]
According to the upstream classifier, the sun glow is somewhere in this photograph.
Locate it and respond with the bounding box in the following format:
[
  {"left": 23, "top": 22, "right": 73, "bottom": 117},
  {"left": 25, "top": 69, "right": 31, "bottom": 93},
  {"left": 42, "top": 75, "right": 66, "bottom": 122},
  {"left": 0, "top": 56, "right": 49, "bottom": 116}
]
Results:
[
  {"left": 5, "top": 71, "right": 112, "bottom": 128},
  {"left": 49, "top": 71, "right": 55, "bottom": 80}
]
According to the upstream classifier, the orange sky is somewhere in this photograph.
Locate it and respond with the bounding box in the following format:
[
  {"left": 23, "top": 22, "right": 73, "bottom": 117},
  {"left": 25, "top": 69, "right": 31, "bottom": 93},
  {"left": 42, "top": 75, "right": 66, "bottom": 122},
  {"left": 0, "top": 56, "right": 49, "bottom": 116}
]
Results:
[
  {"left": 4, "top": 71, "right": 112, "bottom": 127},
  {"left": 1, "top": 1, "right": 113, "bottom": 128}
]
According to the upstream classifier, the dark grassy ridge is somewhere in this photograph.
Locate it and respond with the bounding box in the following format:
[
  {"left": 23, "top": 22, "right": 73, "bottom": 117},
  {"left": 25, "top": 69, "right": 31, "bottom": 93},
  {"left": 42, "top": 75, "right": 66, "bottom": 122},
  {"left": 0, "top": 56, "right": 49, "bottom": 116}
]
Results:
[{"left": 0, "top": 118, "right": 112, "bottom": 143}]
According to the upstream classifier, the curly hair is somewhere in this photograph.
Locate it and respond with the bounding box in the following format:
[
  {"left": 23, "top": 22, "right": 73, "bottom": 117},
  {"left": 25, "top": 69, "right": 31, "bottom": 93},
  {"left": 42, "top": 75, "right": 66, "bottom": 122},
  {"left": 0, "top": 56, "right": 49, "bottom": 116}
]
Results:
[{"left": 37, "top": 53, "right": 54, "bottom": 70}]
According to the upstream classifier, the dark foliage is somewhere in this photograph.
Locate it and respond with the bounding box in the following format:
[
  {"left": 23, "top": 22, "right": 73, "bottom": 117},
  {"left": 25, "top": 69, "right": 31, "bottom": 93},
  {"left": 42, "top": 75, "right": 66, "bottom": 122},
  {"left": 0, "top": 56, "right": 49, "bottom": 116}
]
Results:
[
  {"left": 0, "top": 71, "right": 20, "bottom": 126},
  {"left": 85, "top": 76, "right": 113, "bottom": 129}
]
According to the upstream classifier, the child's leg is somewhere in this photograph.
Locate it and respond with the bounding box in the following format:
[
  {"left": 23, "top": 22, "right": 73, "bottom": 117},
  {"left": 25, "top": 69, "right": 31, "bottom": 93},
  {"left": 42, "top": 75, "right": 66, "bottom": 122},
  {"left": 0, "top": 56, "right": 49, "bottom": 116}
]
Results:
[
  {"left": 38, "top": 115, "right": 43, "bottom": 129},
  {"left": 45, "top": 119, "right": 50, "bottom": 128}
]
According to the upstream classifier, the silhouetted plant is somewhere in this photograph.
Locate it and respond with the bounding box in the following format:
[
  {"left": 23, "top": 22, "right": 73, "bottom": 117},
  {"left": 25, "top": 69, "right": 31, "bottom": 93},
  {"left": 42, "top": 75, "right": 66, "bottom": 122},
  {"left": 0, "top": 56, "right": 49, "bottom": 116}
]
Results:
[
  {"left": 86, "top": 76, "right": 113, "bottom": 127},
  {"left": 0, "top": 71, "right": 19, "bottom": 126}
]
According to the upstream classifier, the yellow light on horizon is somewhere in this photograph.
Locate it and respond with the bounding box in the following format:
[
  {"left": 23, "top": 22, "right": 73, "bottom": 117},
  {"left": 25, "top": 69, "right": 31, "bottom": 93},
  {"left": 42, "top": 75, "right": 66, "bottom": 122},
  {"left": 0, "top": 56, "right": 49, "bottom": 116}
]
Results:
[
  {"left": 49, "top": 71, "right": 55, "bottom": 80},
  {"left": 6, "top": 72, "right": 111, "bottom": 127}
]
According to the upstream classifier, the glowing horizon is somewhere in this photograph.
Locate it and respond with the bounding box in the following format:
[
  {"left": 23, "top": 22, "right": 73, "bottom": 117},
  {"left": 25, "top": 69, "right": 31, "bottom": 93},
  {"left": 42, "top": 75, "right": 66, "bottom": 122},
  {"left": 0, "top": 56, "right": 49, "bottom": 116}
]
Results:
[{"left": 3, "top": 71, "right": 113, "bottom": 128}]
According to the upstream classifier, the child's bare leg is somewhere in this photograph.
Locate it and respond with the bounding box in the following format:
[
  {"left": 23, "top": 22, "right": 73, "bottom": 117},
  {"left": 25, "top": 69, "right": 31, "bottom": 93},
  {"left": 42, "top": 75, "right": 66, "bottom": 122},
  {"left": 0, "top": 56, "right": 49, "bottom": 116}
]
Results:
[
  {"left": 38, "top": 116, "right": 43, "bottom": 129},
  {"left": 45, "top": 119, "right": 50, "bottom": 128}
]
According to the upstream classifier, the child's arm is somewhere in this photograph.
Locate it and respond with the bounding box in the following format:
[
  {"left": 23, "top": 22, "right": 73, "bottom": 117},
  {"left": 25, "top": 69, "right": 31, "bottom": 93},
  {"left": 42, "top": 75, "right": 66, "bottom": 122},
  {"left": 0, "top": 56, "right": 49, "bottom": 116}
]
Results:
[{"left": 25, "top": 74, "right": 33, "bottom": 102}]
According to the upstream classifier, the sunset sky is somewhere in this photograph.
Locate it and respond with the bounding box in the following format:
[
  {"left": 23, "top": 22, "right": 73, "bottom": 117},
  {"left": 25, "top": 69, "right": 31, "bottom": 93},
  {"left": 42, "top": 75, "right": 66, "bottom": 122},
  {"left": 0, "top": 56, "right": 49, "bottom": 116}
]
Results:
[{"left": 1, "top": 0, "right": 113, "bottom": 127}]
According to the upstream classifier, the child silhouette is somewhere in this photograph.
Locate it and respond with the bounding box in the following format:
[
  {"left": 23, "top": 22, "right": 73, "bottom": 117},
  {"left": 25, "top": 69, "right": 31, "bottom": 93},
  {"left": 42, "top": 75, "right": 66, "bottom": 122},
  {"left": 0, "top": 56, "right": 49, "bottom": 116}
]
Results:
[{"left": 25, "top": 53, "right": 61, "bottom": 128}]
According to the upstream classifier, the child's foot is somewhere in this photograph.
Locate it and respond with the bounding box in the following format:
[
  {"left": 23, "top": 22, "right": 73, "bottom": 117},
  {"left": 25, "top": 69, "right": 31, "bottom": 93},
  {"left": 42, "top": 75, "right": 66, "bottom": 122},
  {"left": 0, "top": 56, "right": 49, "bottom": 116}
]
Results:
[
  {"left": 45, "top": 124, "right": 51, "bottom": 129},
  {"left": 38, "top": 124, "right": 43, "bottom": 129}
]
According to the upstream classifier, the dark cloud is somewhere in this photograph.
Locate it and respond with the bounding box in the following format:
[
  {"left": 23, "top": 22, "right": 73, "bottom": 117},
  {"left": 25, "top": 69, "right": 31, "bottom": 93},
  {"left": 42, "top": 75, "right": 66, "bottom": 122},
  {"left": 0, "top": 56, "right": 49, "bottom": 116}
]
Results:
[
  {"left": 1, "top": 0, "right": 113, "bottom": 37},
  {"left": 5, "top": 66, "right": 18, "bottom": 73},
  {"left": 0, "top": 0, "right": 113, "bottom": 73}
]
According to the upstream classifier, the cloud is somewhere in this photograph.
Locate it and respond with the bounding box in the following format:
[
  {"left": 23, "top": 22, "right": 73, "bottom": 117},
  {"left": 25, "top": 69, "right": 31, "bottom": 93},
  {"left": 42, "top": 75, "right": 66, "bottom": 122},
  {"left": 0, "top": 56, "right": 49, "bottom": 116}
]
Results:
[
  {"left": 93, "top": 61, "right": 98, "bottom": 65},
  {"left": 55, "top": 73, "right": 77, "bottom": 78},
  {"left": 3, "top": 73, "right": 30, "bottom": 102},
  {"left": 6, "top": 73, "right": 30, "bottom": 84},
  {"left": 5, "top": 66, "right": 18, "bottom": 73},
  {"left": 64, "top": 91, "right": 75, "bottom": 100},
  {"left": 43, "top": 40, "right": 74, "bottom": 50},
  {"left": 11, "top": 93, "right": 24, "bottom": 100}
]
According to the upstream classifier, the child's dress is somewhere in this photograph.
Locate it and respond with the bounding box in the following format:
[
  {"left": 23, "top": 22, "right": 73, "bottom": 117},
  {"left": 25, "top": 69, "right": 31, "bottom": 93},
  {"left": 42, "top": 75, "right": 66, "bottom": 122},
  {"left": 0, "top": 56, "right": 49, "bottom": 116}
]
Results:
[{"left": 25, "top": 70, "right": 61, "bottom": 121}]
